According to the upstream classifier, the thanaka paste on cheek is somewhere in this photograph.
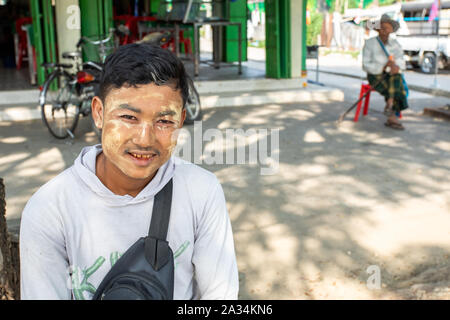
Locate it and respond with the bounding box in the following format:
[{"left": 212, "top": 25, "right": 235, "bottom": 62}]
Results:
[
  {"left": 162, "top": 101, "right": 184, "bottom": 153},
  {"left": 167, "top": 134, "right": 179, "bottom": 154},
  {"left": 159, "top": 101, "right": 183, "bottom": 125},
  {"left": 102, "top": 120, "right": 124, "bottom": 155}
]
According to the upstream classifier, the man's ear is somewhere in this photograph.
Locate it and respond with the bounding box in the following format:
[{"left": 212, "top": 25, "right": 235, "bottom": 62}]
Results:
[
  {"left": 179, "top": 108, "right": 186, "bottom": 127},
  {"left": 91, "top": 96, "right": 104, "bottom": 130}
]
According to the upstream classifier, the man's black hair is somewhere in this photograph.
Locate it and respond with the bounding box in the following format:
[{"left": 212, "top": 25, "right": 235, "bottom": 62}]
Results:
[{"left": 99, "top": 43, "right": 190, "bottom": 108}]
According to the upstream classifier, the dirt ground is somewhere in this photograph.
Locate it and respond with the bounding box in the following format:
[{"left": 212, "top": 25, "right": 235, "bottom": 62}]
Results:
[{"left": 1, "top": 100, "right": 449, "bottom": 299}]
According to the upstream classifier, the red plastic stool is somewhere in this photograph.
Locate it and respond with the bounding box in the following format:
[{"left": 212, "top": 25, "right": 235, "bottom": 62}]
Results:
[
  {"left": 354, "top": 83, "right": 372, "bottom": 122},
  {"left": 354, "top": 83, "right": 402, "bottom": 122},
  {"left": 15, "top": 17, "right": 32, "bottom": 70}
]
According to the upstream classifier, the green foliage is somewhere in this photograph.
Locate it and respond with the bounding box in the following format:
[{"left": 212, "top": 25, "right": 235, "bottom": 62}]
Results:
[
  {"left": 248, "top": 40, "right": 266, "bottom": 48},
  {"left": 325, "top": 0, "right": 399, "bottom": 13},
  {"left": 307, "top": 11, "right": 323, "bottom": 46},
  {"left": 322, "top": 48, "right": 361, "bottom": 59},
  {"left": 307, "top": 0, "right": 317, "bottom": 10}
]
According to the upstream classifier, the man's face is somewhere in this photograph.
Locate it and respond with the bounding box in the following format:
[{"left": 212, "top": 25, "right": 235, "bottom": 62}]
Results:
[
  {"left": 378, "top": 22, "right": 393, "bottom": 40},
  {"left": 92, "top": 82, "right": 186, "bottom": 182}
]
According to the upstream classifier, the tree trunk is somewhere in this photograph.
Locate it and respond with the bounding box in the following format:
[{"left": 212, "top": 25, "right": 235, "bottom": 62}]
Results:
[{"left": 0, "top": 178, "right": 20, "bottom": 300}]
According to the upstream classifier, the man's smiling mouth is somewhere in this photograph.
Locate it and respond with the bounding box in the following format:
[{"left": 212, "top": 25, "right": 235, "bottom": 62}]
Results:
[
  {"left": 129, "top": 152, "right": 154, "bottom": 159},
  {"left": 126, "top": 150, "right": 159, "bottom": 165}
]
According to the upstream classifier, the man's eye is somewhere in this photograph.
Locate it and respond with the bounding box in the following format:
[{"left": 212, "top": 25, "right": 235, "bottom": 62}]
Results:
[
  {"left": 120, "top": 115, "right": 137, "bottom": 120},
  {"left": 158, "top": 119, "right": 175, "bottom": 125}
]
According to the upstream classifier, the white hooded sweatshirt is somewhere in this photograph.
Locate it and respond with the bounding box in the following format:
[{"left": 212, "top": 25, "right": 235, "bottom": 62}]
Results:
[{"left": 19, "top": 144, "right": 238, "bottom": 300}]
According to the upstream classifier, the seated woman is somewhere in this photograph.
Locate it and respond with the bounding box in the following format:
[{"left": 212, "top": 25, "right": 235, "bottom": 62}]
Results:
[{"left": 362, "top": 14, "right": 408, "bottom": 130}]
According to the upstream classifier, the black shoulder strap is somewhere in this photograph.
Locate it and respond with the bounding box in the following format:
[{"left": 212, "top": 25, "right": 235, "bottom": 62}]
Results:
[{"left": 148, "top": 178, "right": 173, "bottom": 240}]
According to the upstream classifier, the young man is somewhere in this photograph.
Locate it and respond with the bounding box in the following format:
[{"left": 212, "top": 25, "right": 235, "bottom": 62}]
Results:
[
  {"left": 20, "top": 44, "right": 239, "bottom": 300},
  {"left": 362, "top": 14, "right": 408, "bottom": 130}
]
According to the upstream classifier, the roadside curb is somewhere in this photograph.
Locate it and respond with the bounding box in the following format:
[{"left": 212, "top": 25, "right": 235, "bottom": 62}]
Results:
[
  {"left": 0, "top": 89, "right": 40, "bottom": 105},
  {"left": 423, "top": 106, "right": 450, "bottom": 121},
  {"left": 201, "top": 87, "right": 344, "bottom": 109},
  {"left": 1, "top": 79, "right": 345, "bottom": 122}
]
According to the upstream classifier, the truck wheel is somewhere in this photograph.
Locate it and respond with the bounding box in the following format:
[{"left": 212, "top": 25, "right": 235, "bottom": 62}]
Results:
[{"left": 420, "top": 52, "right": 437, "bottom": 74}]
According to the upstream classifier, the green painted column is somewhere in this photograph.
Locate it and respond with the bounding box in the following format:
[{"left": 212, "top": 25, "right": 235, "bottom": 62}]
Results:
[
  {"left": 265, "top": 0, "right": 290, "bottom": 78},
  {"left": 29, "top": 0, "right": 57, "bottom": 85},
  {"left": 42, "top": 0, "right": 57, "bottom": 66},
  {"left": 79, "top": 0, "right": 100, "bottom": 61},
  {"left": 30, "top": 0, "right": 45, "bottom": 85},
  {"left": 279, "top": 0, "right": 291, "bottom": 78},
  {"left": 224, "top": 0, "right": 247, "bottom": 62},
  {"left": 79, "top": 0, "right": 113, "bottom": 62},
  {"left": 150, "top": 0, "right": 161, "bottom": 15},
  {"left": 265, "top": 0, "right": 307, "bottom": 79},
  {"left": 104, "top": 0, "right": 114, "bottom": 32},
  {"left": 265, "top": 0, "right": 280, "bottom": 78}
]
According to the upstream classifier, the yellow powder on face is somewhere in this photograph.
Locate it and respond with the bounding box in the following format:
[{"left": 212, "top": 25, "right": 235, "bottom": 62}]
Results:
[
  {"left": 106, "top": 87, "right": 170, "bottom": 109},
  {"left": 102, "top": 84, "right": 183, "bottom": 148},
  {"left": 102, "top": 121, "right": 125, "bottom": 152},
  {"left": 156, "top": 102, "right": 183, "bottom": 127},
  {"left": 137, "top": 91, "right": 165, "bottom": 100},
  {"left": 98, "top": 84, "right": 186, "bottom": 182},
  {"left": 104, "top": 90, "right": 130, "bottom": 110},
  {"left": 167, "top": 139, "right": 178, "bottom": 154},
  {"left": 107, "top": 118, "right": 135, "bottom": 130}
]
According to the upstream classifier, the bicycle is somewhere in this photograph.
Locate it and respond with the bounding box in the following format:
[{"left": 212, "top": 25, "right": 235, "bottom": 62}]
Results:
[{"left": 39, "top": 31, "right": 115, "bottom": 139}]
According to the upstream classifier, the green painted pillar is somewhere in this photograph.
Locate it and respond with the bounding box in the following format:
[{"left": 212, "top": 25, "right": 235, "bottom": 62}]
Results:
[
  {"left": 150, "top": 0, "right": 161, "bottom": 15},
  {"left": 265, "top": 0, "right": 290, "bottom": 78},
  {"left": 224, "top": 0, "right": 247, "bottom": 62},
  {"left": 279, "top": 0, "right": 291, "bottom": 78},
  {"left": 30, "top": 0, "right": 45, "bottom": 85},
  {"left": 265, "top": 0, "right": 279, "bottom": 78},
  {"left": 29, "top": 0, "right": 57, "bottom": 85},
  {"left": 79, "top": 0, "right": 113, "bottom": 62},
  {"left": 265, "top": 0, "right": 307, "bottom": 79},
  {"left": 79, "top": 0, "right": 100, "bottom": 61},
  {"left": 42, "top": 0, "right": 57, "bottom": 66},
  {"left": 104, "top": 0, "right": 114, "bottom": 32}
]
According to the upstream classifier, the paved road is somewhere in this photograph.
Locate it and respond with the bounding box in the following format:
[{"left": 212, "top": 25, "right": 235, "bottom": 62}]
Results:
[
  {"left": 306, "top": 52, "right": 450, "bottom": 95},
  {"left": 1, "top": 92, "right": 449, "bottom": 299}
]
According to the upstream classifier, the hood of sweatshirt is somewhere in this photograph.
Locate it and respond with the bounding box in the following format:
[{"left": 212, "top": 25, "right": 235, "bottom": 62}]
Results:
[{"left": 72, "top": 144, "right": 175, "bottom": 207}]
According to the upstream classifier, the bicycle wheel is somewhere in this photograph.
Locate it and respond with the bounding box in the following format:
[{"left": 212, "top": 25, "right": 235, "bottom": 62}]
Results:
[
  {"left": 184, "top": 80, "right": 202, "bottom": 125},
  {"left": 40, "top": 71, "right": 81, "bottom": 139}
]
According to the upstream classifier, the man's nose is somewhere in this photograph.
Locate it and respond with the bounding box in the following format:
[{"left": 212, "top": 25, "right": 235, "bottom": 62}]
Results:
[{"left": 133, "top": 123, "right": 156, "bottom": 146}]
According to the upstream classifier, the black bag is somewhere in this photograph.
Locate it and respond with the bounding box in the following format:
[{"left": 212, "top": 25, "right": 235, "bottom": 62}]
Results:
[{"left": 92, "top": 179, "right": 174, "bottom": 300}]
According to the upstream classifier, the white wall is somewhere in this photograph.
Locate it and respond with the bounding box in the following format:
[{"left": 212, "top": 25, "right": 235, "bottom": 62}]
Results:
[{"left": 55, "top": 0, "right": 81, "bottom": 67}]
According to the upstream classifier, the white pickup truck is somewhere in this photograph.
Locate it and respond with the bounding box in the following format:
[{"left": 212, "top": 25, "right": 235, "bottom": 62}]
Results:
[
  {"left": 397, "top": 35, "right": 450, "bottom": 74},
  {"left": 396, "top": 0, "right": 450, "bottom": 74}
]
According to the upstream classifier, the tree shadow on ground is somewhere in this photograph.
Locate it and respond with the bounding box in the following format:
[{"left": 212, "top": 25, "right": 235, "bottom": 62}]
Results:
[
  {"left": 0, "top": 116, "right": 98, "bottom": 234},
  {"left": 0, "top": 101, "right": 449, "bottom": 299},
  {"left": 190, "top": 102, "right": 450, "bottom": 299}
]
